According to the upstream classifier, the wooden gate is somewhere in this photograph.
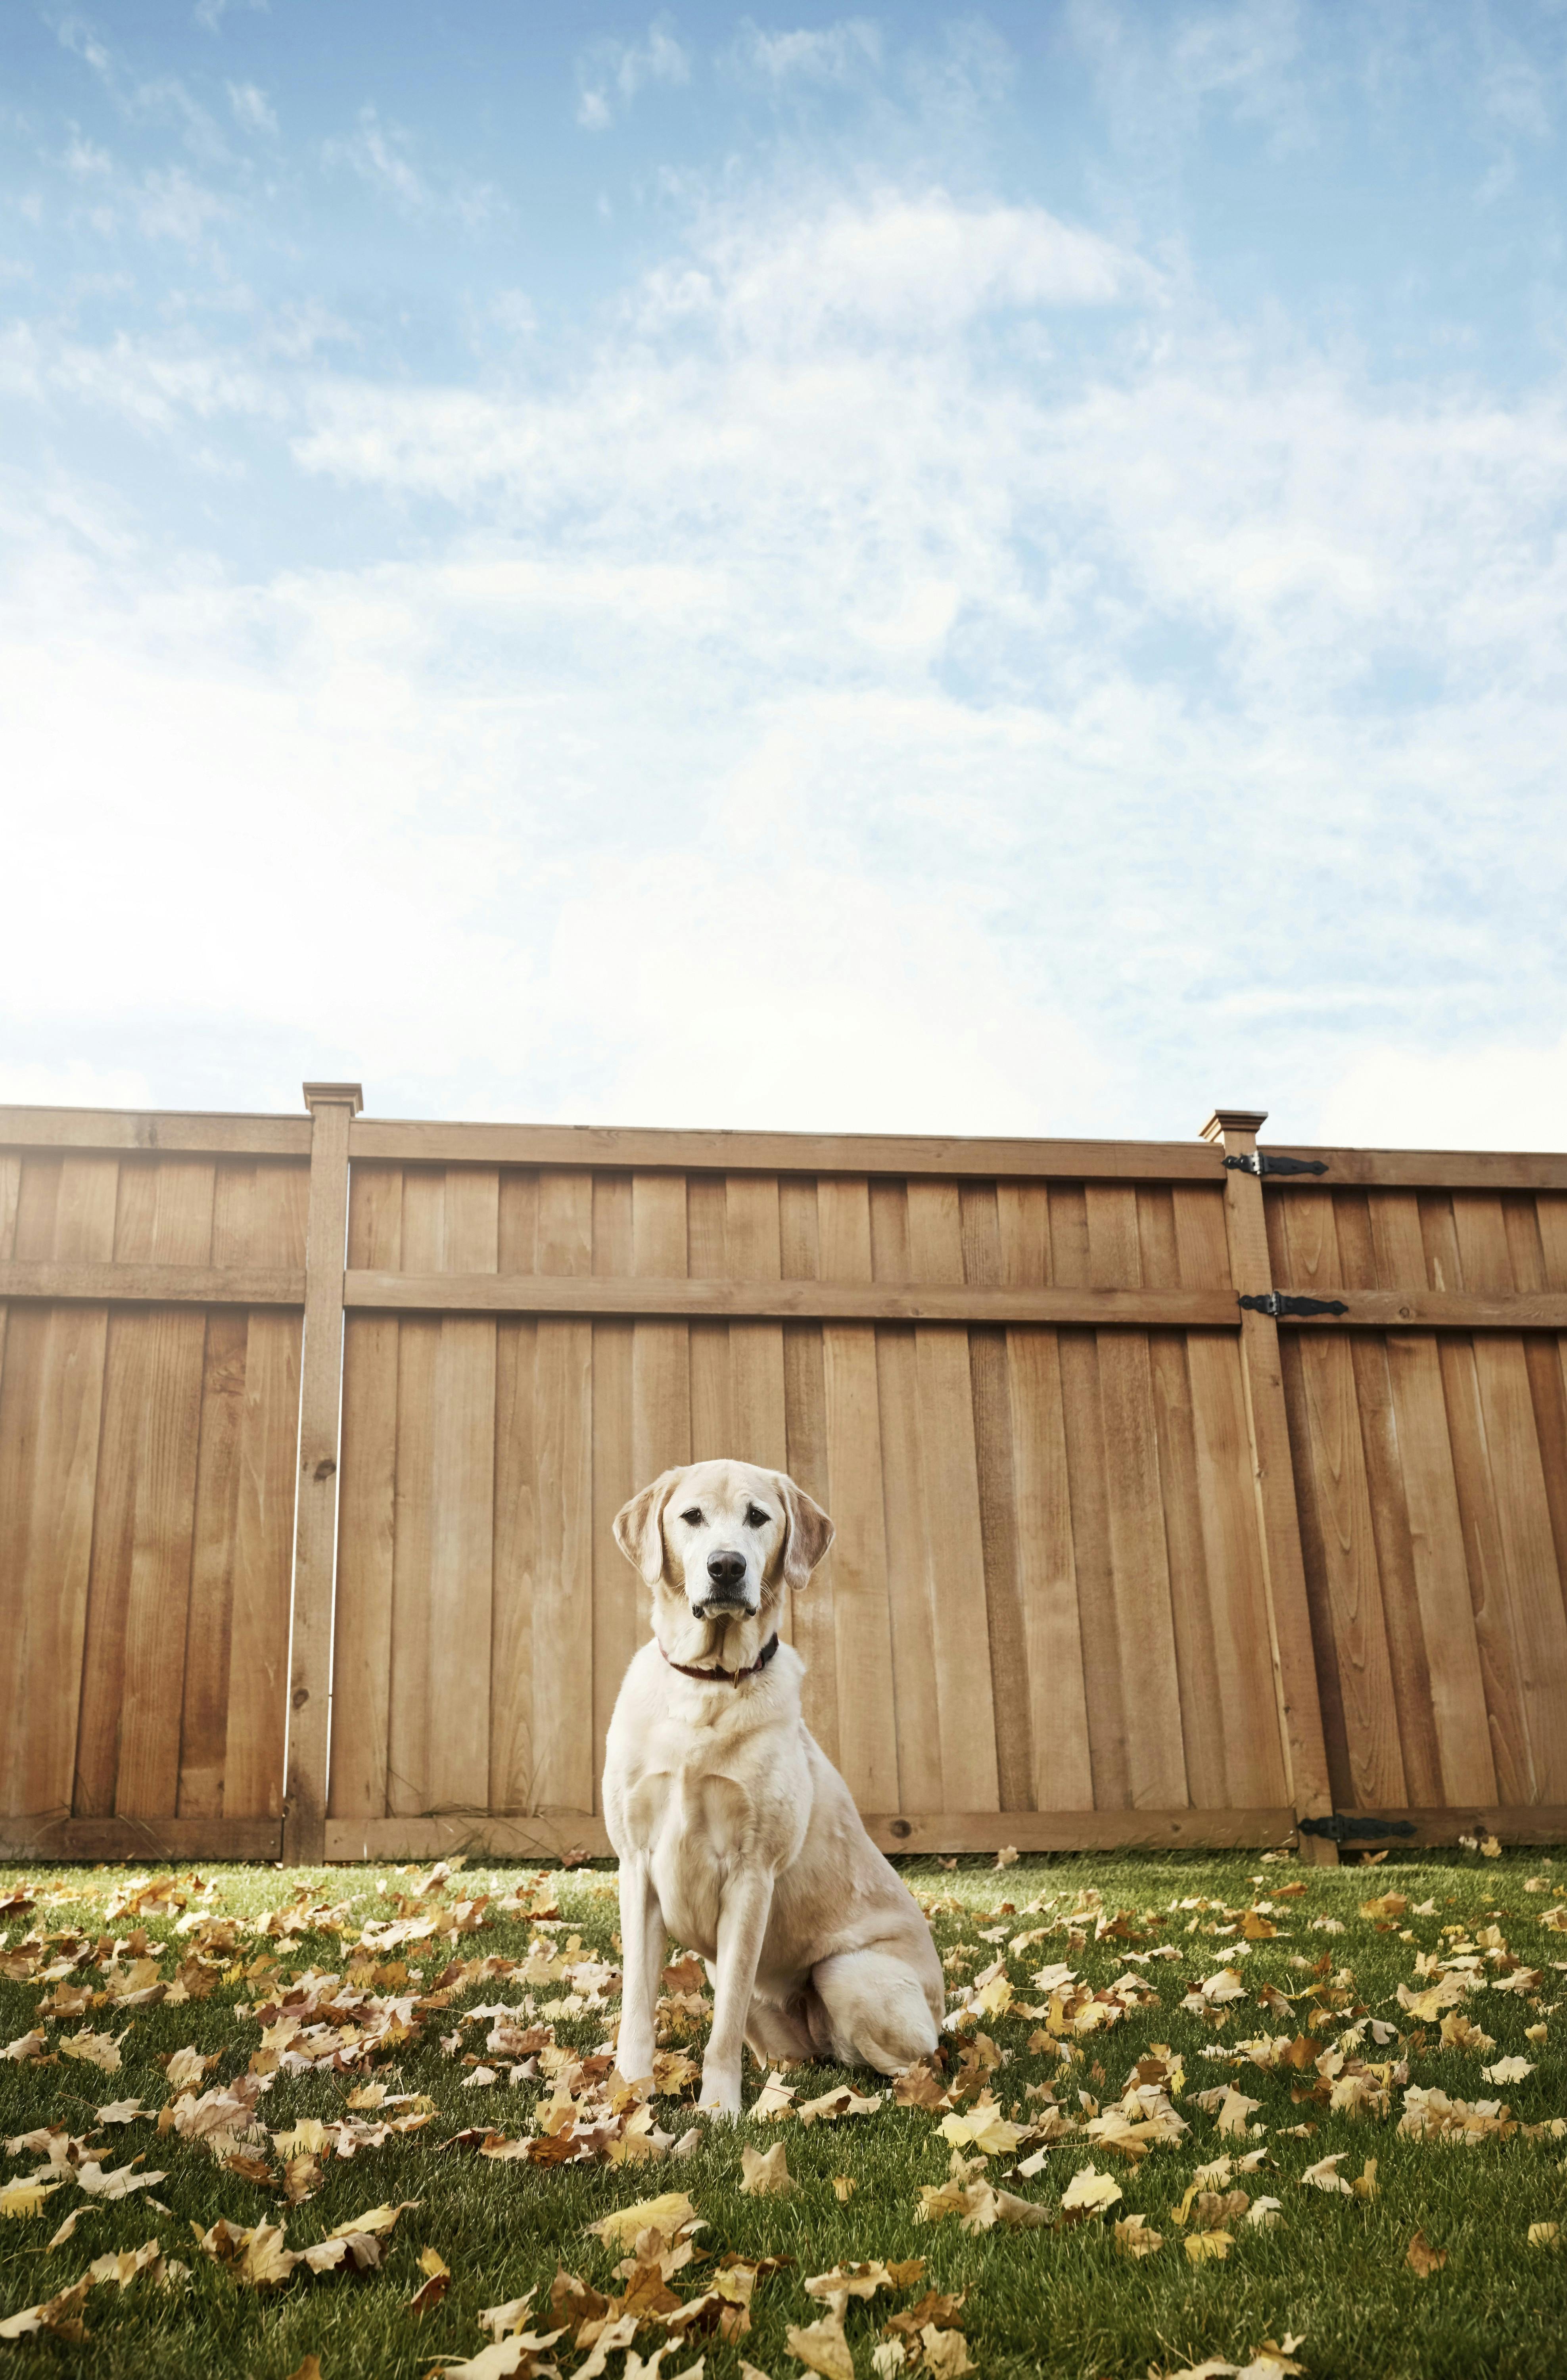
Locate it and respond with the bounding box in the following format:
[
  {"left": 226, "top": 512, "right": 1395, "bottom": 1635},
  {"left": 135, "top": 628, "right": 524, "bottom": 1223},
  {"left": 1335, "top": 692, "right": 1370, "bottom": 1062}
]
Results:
[{"left": 3, "top": 1088, "right": 1565, "bottom": 1867}]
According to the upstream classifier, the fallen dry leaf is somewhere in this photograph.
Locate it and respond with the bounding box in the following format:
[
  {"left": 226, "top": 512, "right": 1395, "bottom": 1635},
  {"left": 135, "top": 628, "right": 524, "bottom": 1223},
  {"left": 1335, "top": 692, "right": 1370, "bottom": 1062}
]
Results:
[
  {"left": 0, "top": 2178, "right": 63, "bottom": 2220},
  {"left": 739, "top": 2142, "right": 797, "bottom": 2197},
  {"left": 1059, "top": 2161, "right": 1122, "bottom": 2217},
  {"left": 1407, "top": 2230, "right": 1447, "bottom": 2277},
  {"left": 410, "top": 2245, "right": 451, "bottom": 2315},
  {"left": 0, "top": 2276, "right": 92, "bottom": 2344},
  {"left": 587, "top": 2192, "right": 698, "bottom": 2250},
  {"left": 1114, "top": 2213, "right": 1164, "bottom": 2257},
  {"left": 786, "top": 2309, "right": 855, "bottom": 2380},
  {"left": 1184, "top": 2228, "right": 1233, "bottom": 2262},
  {"left": 59, "top": 2027, "right": 124, "bottom": 2072}
]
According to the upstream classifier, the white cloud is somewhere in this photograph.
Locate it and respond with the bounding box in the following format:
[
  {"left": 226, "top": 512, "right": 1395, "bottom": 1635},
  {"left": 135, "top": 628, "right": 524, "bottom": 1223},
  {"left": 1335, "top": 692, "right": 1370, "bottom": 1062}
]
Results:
[
  {"left": 1319, "top": 1034, "right": 1567, "bottom": 1154},
  {"left": 0, "top": 1058, "right": 153, "bottom": 1111},
  {"left": 227, "top": 80, "right": 278, "bottom": 137},
  {"left": 731, "top": 18, "right": 882, "bottom": 84},
  {"left": 577, "top": 14, "right": 691, "bottom": 129}
]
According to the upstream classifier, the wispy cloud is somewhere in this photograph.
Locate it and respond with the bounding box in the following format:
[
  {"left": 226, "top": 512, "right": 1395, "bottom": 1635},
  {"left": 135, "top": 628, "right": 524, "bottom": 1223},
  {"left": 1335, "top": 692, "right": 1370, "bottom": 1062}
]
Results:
[
  {"left": 576, "top": 14, "right": 691, "bottom": 130},
  {"left": 729, "top": 17, "right": 881, "bottom": 84},
  {"left": 193, "top": 0, "right": 267, "bottom": 33},
  {"left": 226, "top": 80, "right": 277, "bottom": 137},
  {"left": 322, "top": 104, "right": 506, "bottom": 228}
]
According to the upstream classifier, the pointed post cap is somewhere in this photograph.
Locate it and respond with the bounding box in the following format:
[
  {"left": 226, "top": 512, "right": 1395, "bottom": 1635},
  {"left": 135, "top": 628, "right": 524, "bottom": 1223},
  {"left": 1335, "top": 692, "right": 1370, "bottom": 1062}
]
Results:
[
  {"left": 303, "top": 1082, "right": 364, "bottom": 1115},
  {"left": 1201, "top": 1107, "right": 1268, "bottom": 1145}
]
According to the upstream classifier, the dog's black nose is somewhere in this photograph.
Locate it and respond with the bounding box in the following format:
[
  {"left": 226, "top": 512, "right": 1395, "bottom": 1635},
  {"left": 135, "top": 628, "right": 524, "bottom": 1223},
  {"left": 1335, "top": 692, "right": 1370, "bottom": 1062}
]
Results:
[{"left": 706, "top": 1550, "right": 747, "bottom": 1590}]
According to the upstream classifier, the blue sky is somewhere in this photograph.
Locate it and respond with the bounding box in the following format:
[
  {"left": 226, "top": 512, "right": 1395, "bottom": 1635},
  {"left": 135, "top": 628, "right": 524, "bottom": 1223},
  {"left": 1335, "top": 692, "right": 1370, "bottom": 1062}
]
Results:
[{"left": 3, "top": 2, "right": 1566, "bottom": 1144}]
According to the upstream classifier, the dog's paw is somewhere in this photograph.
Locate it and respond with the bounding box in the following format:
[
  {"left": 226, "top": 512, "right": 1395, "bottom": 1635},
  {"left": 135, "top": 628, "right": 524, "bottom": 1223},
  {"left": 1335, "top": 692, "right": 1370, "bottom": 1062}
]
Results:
[{"left": 697, "top": 2083, "right": 742, "bottom": 2119}]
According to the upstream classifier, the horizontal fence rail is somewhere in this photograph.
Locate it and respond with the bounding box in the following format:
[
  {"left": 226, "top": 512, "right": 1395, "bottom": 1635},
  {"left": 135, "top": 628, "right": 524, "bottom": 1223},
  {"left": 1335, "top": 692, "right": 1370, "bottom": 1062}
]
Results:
[{"left": 4, "top": 1090, "right": 1567, "bottom": 1869}]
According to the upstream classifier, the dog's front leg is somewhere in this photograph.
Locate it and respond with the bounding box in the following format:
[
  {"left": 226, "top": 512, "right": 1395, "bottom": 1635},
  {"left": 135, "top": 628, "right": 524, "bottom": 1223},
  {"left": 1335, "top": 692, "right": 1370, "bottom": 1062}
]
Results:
[
  {"left": 616, "top": 1855, "right": 664, "bottom": 2088},
  {"left": 700, "top": 1868, "right": 773, "bottom": 2115}
]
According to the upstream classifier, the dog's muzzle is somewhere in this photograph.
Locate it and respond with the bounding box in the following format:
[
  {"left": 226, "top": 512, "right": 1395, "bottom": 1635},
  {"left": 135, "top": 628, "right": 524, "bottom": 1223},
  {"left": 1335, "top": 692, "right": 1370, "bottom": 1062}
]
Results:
[{"left": 692, "top": 1548, "right": 754, "bottom": 1620}]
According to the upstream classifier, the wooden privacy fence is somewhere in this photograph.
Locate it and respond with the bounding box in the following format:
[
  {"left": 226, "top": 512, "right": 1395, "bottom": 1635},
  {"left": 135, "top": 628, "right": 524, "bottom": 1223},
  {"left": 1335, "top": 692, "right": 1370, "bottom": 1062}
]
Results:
[{"left": 4, "top": 1088, "right": 1567, "bottom": 1872}]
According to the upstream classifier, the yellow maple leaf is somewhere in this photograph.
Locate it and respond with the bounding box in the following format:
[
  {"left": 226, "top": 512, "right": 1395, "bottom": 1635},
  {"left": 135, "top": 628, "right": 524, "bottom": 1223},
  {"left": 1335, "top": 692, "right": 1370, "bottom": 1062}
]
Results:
[{"left": 1184, "top": 2228, "right": 1233, "bottom": 2262}]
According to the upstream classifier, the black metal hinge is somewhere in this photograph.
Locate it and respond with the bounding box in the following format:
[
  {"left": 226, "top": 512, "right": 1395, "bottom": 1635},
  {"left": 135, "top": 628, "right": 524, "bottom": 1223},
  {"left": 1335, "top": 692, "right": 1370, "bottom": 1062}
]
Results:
[
  {"left": 1238, "top": 1292, "right": 1348, "bottom": 1320},
  {"left": 1298, "top": 1812, "right": 1417, "bottom": 1844},
  {"left": 1224, "top": 1153, "right": 1329, "bottom": 1178}
]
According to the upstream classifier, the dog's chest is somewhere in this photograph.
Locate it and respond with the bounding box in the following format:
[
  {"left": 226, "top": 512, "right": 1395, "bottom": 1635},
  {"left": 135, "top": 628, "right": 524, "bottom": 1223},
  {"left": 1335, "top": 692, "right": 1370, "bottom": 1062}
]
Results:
[{"left": 615, "top": 1712, "right": 787, "bottom": 1949}]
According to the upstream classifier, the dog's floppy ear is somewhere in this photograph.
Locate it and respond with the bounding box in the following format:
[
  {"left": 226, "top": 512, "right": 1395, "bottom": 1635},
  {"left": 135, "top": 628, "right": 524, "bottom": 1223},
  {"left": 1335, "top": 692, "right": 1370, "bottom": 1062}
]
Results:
[
  {"left": 614, "top": 1469, "right": 683, "bottom": 1587},
  {"left": 773, "top": 1471, "right": 834, "bottom": 1592}
]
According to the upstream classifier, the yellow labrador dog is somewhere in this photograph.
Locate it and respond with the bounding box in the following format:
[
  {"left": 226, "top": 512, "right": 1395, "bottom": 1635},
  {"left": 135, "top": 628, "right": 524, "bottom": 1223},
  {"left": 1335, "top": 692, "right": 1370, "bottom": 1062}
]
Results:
[{"left": 603, "top": 1458, "right": 944, "bottom": 2114}]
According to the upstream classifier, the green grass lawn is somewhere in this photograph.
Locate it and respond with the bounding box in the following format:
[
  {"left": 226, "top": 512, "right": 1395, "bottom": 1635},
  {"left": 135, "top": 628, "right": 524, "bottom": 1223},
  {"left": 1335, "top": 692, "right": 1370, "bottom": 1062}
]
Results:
[{"left": 2, "top": 1846, "right": 1566, "bottom": 2380}]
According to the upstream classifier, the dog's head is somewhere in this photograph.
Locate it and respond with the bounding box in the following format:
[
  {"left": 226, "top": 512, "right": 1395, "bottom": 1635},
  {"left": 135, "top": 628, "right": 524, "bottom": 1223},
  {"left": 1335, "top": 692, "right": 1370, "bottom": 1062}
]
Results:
[{"left": 613, "top": 1458, "right": 834, "bottom": 1622}]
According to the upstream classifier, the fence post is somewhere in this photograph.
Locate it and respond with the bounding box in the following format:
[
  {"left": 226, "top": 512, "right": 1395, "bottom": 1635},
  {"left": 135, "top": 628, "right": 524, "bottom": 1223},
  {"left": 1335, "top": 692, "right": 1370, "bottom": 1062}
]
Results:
[
  {"left": 283, "top": 1081, "right": 361, "bottom": 1865},
  {"left": 1201, "top": 1107, "right": 1339, "bottom": 1868}
]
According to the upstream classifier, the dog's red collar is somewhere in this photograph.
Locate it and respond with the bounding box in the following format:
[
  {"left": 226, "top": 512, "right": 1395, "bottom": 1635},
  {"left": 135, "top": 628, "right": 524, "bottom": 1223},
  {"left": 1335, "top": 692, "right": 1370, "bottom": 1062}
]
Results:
[{"left": 660, "top": 1633, "right": 781, "bottom": 1687}]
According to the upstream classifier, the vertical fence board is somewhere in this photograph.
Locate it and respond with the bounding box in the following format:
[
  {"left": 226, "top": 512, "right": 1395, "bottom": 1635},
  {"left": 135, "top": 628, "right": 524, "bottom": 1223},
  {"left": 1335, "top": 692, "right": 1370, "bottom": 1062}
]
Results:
[
  {"left": 426, "top": 1169, "right": 499, "bottom": 1817},
  {"left": 818, "top": 1177, "right": 900, "bottom": 1811},
  {"left": 591, "top": 1178, "right": 637, "bottom": 1805},
  {"left": 224, "top": 1165, "right": 305, "bottom": 1823},
  {"left": 905, "top": 1182, "right": 1000, "bottom": 1812},
  {"left": 1450, "top": 1198, "right": 1567, "bottom": 1800},
  {"left": 387, "top": 1169, "right": 443, "bottom": 1820},
  {"left": 330, "top": 1165, "right": 403, "bottom": 1824},
  {"left": 7, "top": 1161, "right": 117, "bottom": 1825},
  {"left": 115, "top": 1161, "right": 215, "bottom": 1818},
  {"left": 532, "top": 1173, "right": 594, "bottom": 1812}
]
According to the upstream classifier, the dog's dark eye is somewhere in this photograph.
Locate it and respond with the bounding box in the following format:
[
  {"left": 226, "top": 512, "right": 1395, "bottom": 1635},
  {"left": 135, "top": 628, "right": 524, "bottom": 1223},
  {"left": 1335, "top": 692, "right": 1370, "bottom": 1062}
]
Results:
[
  {"left": 744, "top": 1505, "right": 769, "bottom": 1529},
  {"left": 680, "top": 1507, "right": 704, "bottom": 1527}
]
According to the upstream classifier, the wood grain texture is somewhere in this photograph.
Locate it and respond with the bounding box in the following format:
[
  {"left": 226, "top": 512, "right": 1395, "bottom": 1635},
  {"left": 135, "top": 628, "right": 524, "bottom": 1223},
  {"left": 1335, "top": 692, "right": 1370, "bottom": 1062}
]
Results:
[
  {"left": 591, "top": 1176, "right": 637, "bottom": 1810},
  {"left": 2, "top": 1159, "right": 117, "bottom": 1825},
  {"left": 818, "top": 1178, "right": 900, "bottom": 1810},
  {"left": 328, "top": 1166, "right": 403, "bottom": 1821},
  {"left": 341, "top": 1270, "right": 1243, "bottom": 1325},
  {"left": 0, "top": 1262, "right": 303, "bottom": 1304},
  {"left": 961, "top": 1186, "right": 1034, "bottom": 1812},
  {"left": 387, "top": 1171, "right": 442, "bottom": 1821},
  {"left": 1086, "top": 1186, "right": 1188, "bottom": 1809},
  {"left": 1050, "top": 1184, "right": 1130, "bottom": 1812},
  {"left": 1173, "top": 1185, "right": 1289, "bottom": 1808},
  {"left": 283, "top": 1094, "right": 356, "bottom": 1859},
  {"left": 1, "top": 1107, "right": 311, "bottom": 1157},
  {"left": 222, "top": 1165, "right": 305, "bottom": 1820},
  {"left": 1279, "top": 1192, "right": 1408, "bottom": 1808},
  {"left": 426, "top": 1169, "right": 499, "bottom": 1816},
  {"left": 531, "top": 1172, "right": 594, "bottom": 1812},
  {"left": 353, "top": 1118, "right": 1225, "bottom": 1182},
  {"left": 1449, "top": 1197, "right": 1567, "bottom": 1802},
  {"left": 1207, "top": 1120, "right": 1337, "bottom": 1860},
  {"left": 906, "top": 1182, "right": 1000, "bottom": 1812},
  {"left": 110, "top": 1163, "right": 213, "bottom": 1820}
]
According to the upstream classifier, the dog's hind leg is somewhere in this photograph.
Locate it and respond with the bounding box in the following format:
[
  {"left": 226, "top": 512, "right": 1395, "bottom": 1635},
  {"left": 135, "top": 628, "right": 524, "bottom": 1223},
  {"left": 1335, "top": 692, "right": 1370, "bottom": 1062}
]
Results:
[
  {"left": 743, "top": 1993, "right": 817, "bottom": 2066},
  {"left": 809, "top": 1949, "right": 941, "bottom": 2075}
]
